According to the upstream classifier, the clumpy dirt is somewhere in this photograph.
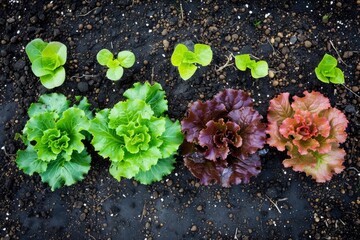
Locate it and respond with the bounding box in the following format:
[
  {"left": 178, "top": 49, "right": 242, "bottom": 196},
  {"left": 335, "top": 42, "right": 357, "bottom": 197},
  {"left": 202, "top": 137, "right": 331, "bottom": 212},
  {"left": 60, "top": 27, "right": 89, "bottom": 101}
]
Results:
[{"left": 1, "top": 0, "right": 359, "bottom": 239}]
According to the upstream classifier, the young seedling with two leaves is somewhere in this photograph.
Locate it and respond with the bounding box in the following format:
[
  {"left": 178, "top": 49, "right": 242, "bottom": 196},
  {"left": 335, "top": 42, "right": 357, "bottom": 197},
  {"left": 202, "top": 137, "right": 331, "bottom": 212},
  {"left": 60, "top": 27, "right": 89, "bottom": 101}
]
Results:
[
  {"left": 315, "top": 53, "right": 344, "bottom": 84},
  {"left": 97, "top": 49, "right": 136, "bottom": 81},
  {"left": 25, "top": 38, "right": 67, "bottom": 89},
  {"left": 171, "top": 43, "right": 213, "bottom": 80},
  {"left": 234, "top": 54, "right": 268, "bottom": 79}
]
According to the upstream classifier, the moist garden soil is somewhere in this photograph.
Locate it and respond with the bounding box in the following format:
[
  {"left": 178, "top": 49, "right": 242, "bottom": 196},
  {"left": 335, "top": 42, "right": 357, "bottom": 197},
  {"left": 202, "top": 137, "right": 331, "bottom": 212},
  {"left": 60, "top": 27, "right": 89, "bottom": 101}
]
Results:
[{"left": 1, "top": 0, "right": 360, "bottom": 239}]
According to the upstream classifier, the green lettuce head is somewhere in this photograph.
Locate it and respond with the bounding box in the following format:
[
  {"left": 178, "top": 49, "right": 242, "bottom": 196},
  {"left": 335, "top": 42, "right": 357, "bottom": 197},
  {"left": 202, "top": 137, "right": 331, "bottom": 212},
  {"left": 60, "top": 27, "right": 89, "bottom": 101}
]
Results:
[
  {"left": 16, "top": 93, "right": 93, "bottom": 191},
  {"left": 89, "top": 82, "right": 183, "bottom": 184}
]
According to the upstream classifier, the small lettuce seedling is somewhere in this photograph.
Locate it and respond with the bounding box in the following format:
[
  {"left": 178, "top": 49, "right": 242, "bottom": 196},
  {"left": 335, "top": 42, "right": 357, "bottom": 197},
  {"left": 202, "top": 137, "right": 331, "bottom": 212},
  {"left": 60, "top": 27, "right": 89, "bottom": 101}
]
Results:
[
  {"left": 25, "top": 38, "right": 67, "bottom": 89},
  {"left": 235, "top": 54, "right": 268, "bottom": 79},
  {"left": 16, "top": 93, "right": 93, "bottom": 191},
  {"left": 315, "top": 53, "right": 344, "bottom": 84},
  {"left": 89, "top": 82, "right": 183, "bottom": 184},
  {"left": 171, "top": 43, "right": 213, "bottom": 80},
  {"left": 96, "top": 49, "right": 135, "bottom": 81}
]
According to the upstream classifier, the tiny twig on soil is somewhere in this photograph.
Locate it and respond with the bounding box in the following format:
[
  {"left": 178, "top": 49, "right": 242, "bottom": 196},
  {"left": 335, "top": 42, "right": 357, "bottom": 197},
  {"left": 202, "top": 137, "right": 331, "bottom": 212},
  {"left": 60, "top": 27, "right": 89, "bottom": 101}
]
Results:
[
  {"left": 265, "top": 195, "right": 282, "bottom": 214},
  {"left": 100, "top": 194, "right": 113, "bottom": 204},
  {"left": 341, "top": 84, "right": 360, "bottom": 98},
  {"left": 216, "top": 54, "right": 234, "bottom": 72},
  {"left": 1, "top": 146, "right": 15, "bottom": 157},
  {"left": 77, "top": 7, "right": 99, "bottom": 17},
  {"left": 234, "top": 227, "right": 239, "bottom": 240},
  {"left": 151, "top": 67, "right": 155, "bottom": 84},
  {"left": 266, "top": 38, "right": 280, "bottom": 57},
  {"left": 179, "top": 2, "right": 184, "bottom": 22},
  {"left": 88, "top": 234, "right": 96, "bottom": 240},
  {"left": 140, "top": 201, "right": 147, "bottom": 221},
  {"left": 348, "top": 167, "right": 360, "bottom": 173},
  {"left": 339, "top": 219, "right": 346, "bottom": 225},
  {"left": 70, "top": 74, "right": 99, "bottom": 80},
  {"left": 329, "top": 40, "right": 348, "bottom": 67}
]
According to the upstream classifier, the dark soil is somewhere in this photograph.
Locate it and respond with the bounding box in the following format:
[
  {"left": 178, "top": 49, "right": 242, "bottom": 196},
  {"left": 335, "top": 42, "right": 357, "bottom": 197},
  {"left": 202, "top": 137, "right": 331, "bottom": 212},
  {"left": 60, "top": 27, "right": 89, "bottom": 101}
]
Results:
[{"left": 1, "top": 0, "right": 359, "bottom": 239}]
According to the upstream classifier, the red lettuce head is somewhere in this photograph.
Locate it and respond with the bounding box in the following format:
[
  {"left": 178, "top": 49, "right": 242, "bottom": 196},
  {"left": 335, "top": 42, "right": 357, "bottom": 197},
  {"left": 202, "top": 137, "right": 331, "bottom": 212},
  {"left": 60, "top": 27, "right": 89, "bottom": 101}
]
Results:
[
  {"left": 267, "top": 91, "right": 348, "bottom": 182},
  {"left": 181, "top": 89, "right": 266, "bottom": 187}
]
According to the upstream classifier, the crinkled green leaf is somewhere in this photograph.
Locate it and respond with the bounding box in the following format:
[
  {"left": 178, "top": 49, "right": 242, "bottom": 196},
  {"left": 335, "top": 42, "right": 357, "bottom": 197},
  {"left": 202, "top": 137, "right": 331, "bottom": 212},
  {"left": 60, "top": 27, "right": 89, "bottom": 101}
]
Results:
[
  {"left": 117, "top": 50, "right": 136, "bottom": 68},
  {"left": 109, "top": 99, "right": 153, "bottom": 128},
  {"left": 315, "top": 54, "right": 345, "bottom": 85},
  {"left": 318, "top": 54, "right": 337, "bottom": 70},
  {"left": 24, "top": 111, "right": 57, "bottom": 142},
  {"left": 40, "top": 150, "right": 91, "bottom": 191},
  {"left": 179, "top": 63, "right": 197, "bottom": 80},
  {"left": 123, "top": 82, "right": 168, "bottom": 116},
  {"left": 194, "top": 43, "right": 213, "bottom": 66},
  {"left": 89, "top": 109, "right": 125, "bottom": 162},
  {"left": 97, "top": 49, "right": 114, "bottom": 66},
  {"left": 28, "top": 93, "right": 70, "bottom": 117},
  {"left": 25, "top": 38, "right": 48, "bottom": 63},
  {"left": 55, "top": 108, "right": 89, "bottom": 160},
  {"left": 171, "top": 44, "right": 188, "bottom": 66},
  {"left": 109, "top": 159, "right": 140, "bottom": 181},
  {"left": 159, "top": 119, "right": 183, "bottom": 158},
  {"left": 16, "top": 146, "right": 48, "bottom": 175},
  {"left": 134, "top": 157, "right": 176, "bottom": 184},
  {"left": 39, "top": 66, "right": 66, "bottom": 89},
  {"left": 125, "top": 146, "right": 162, "bottom": 172},
  {"left": 106, "top": 65, "right": 124, "bottom": 81},
  {"left": 74, "top": 96, "right": 93, "bottom": 120}
]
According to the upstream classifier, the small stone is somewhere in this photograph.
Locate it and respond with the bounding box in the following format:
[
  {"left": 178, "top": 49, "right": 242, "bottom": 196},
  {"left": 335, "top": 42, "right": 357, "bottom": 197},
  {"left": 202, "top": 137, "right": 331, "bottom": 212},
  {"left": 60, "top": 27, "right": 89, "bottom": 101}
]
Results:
[
  {"left": 304, "top": 40, "right": 312, "bottom": 48},
  {"left": 277, "top": 32, "right": 284, "bottom": 38},
  {"left": 80, "top": 213, "right": 86, "bottom": 221},
  {"left": 196, "top": 205, "right": 203, "bottom": 211},
  {"left": 74, "top": 201, "right": 83, "bottom": 209},
  {"left": 345, "top": 105, "right": 356, "bottom": 113},
  {"left": 7, "top": 17, "right": 15, "bottom": 23},
  {"left": 143, "top": 60, "right": 148, "bottom": 65},
  {"left": 13, "top": 59, "right": 26, "bottom": 71},
  {"left": 265, "top": 29, "right": 271, "bottom": 35},
  {"left": 214, "top": 5, "right": 219, "bottom": 11},
  {"left": 161, "top": 29, "right": 168, "bottom": 36},
  {"left": 191, "top": 225, "right": 197, "bottom": 232},
  {"left": 278, "top": 63, "right": 285, "bottom": 69},
  {"left": 281, "top": 46, "right": 290, "bottom": 55},
  {"left": 225, "top": 35, "right": 231, "bottom": 42},
  {"left": 272, "top": 80, "right": 279, "bottom": 87},
  {"left": 78, "top": 24, "right": 84, "bottom": 30},
  {"left": 268, "top": 70, "right": 275, "bottom": 78},
  {"left": 351, "top": 86, "right": 359, "bottom": 92},
  {"left": 77, "top": 82, "right": 89, "bottom": 93},
  {"left": 145, "top": 222, "right": 151, "bottom": 229},
  {"left": 289, "top": 35, "right": 297, "bottom": 44},
  {"left": 1, "top": 50, "right": 7, "bottom": 57},
  {"left": 231, "top": 34, "right": 239, "bottom": 41},
  {"left": 343, "top": 51, "right": 353, "bottom": 59},
  {"left": 163, "top": 39, "right": 169, "bottom": 49},
  {"left": 86, "top": 24, "right": 92, "bottom": 30}
]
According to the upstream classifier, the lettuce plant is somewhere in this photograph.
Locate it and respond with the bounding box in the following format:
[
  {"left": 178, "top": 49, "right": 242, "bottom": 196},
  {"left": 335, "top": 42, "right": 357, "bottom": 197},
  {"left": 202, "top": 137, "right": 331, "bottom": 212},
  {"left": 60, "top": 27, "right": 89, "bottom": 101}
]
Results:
[
  {"left": 181, "top": 89, "right": 266, "bottom": 187},
  {"left": 235, "top": 54, "right": 268, "bottom": 79},
  {"left": 16, "top": 93, "right": 93, "bottom": 191},
  {"left": 96, "top": 49, "right": 136, "bottom": 81},
  {"left": 267, "top": 91, "right": 348, "bottom": 182},
  {"left": 171, "top": 43, "right": 213, "bottom": 80},
  {"left": 89, "top": 82, "right": 183, "bottom": 184},
  {"left": 25, "top": 38, "right": 67, "bottom": 89},
  {"left": 315, "top": 53, "right": 344, "bottom": 84}
]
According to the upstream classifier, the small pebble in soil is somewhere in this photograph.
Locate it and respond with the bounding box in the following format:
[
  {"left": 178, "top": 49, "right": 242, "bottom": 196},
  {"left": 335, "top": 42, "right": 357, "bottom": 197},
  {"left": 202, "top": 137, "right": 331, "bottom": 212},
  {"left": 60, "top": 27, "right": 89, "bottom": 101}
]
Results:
[
  {"left": 77, "top": 82, "right": 89, "bottom": 93},
  {"left": 191, "top": 225, "right": 197, "bottom": 232},
  {"left": 272, "top": 80, "right": 279, "bottom": 87},
  {"left": 304, "top": 40, "right": 312, "bottom": 48},
  {"left": 289, "top": 35, "right": 297, "bottom": 44},
  {"left": 268, "top": 70, "right": 275, "bottom": 78}
]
